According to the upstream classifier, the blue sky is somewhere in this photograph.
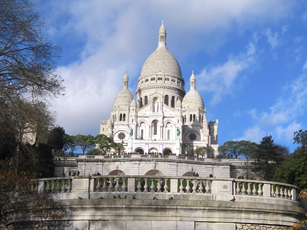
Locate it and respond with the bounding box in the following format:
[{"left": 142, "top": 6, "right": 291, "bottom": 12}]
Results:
[{"left": 34, "top": 0, "right": 307, "bottom": 152}]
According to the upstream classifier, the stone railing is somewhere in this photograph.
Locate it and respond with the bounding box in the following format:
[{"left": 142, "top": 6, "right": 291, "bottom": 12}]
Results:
[
  {"left": 37, "top": 176, "right": 300, "bottom": 203},
  {"left": 77, "top": 154, "right": 224, "bottom": 163},
  {"left": 234, "top": 179, "right": 297, "bottom": 199}
]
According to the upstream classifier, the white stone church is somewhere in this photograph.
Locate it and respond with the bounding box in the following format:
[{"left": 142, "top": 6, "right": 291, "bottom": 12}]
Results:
[{"left": 100, "top": 22, "right": 218, "bottom": 156}]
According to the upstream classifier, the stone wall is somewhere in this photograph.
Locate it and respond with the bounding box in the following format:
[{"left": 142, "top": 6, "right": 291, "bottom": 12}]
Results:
[{"left": 236, "top": 224, "right": 287, "bottom": 230}]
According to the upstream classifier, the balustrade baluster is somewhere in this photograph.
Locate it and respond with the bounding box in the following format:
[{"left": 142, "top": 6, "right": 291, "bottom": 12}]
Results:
[
  {"left": 144, "top": 178, "right": 148, "bottom": 192},
  {"left": 51, "top": 180, "right": 55, "bottom": 193},
  {"left": 192, "top": 180, "right": 196, "bottom": 193},
  {"left": 247, "top": 183, "right": 251, "bottom": 195},
  {"left": 199, "top": 180, "right": 204, "bottom": 193},
  {"left": 150, "top": 179, "right": 155, "bottom": 193},
  {"left": 259, "top": 183, "right": 263, "bottom": 196},
  {"left": 137, "top": 178, "right": 142, "bottom": 192},
  {"left": 56, "top": 180, "right": 60, "bottom": 193},
  {"left": 114, "top": 178, "right": 119, "bottom": 191},
  {"left": 271, "top": 185, "right": 275, "bottom": 197},
  {"left": 179, "top": 179, "right": 184, "bottom": 193},
  {"left": 157, "top": 179, "right": 161, "bottom": 192}
]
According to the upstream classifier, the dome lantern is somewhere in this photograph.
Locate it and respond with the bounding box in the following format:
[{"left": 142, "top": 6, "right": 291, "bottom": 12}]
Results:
[{"left": 158, "top": 20, "right": 166, "bottom": 49}]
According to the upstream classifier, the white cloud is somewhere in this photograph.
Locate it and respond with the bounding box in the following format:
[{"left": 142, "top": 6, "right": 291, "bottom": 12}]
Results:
[
  {"left": 236, "top": 74, "right": 307, "bottom": 143},
  {"left": 264, "top": 28, "right": 279, "bottom": 49},
  {"left": 275, "top": 122, "right": 302, "bottom": 143},
  {"left": 196, "top": 42, "right": 256, "bottom": 104}
]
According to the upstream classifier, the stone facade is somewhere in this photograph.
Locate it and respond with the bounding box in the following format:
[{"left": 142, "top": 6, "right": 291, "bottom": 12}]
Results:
[{"left": 100, "top": 22, "right": 218, "bottom": 156}]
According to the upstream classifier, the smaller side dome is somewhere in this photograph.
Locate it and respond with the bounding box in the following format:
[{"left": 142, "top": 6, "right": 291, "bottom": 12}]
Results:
[
  {"left": 113, "top": 72, "right": 135, "bottom": 109},
  {"left": 182, "top": 71, "right": 204, "bottom": 110}
]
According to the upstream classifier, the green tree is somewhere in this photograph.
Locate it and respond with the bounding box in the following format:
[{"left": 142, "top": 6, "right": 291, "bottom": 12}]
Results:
[
  {"left": 95, "top": 134, "right": 116, "bottom": 155},
  {"left": 47, "top": 126, "right": 66, "bottom": 152},
  {"left": 218, "top": 141, "right": 241, "bottom": 159},
  {"left": 63, "top": 134, "right": 76, "bottom": 155},
  {"left": 273, "top": 147, "right": 307, "bottom": 188},
  {"left": 195, "top": 146, "right": 214, "bottom": 158},
  {"left": 294, "top": 129, "right": 307, "bottom": 148},
  {"left": 74, "top": 134, "right": 95, "bottom": 155},
  {"left": 252, "top": 135, "right": 287, "bottom": 181}
]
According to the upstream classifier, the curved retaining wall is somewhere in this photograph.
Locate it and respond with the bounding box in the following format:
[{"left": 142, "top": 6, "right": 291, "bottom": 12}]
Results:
[{"left": 37, "top": 176, "right": 305, "bottom": 230}]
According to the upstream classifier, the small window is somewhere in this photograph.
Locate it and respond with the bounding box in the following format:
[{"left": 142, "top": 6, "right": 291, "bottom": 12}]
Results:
[
  {"left": 171, "top": 79, "right": 175, "bottom": 82},
  {"left": 167, "top": 130, "right": 170, "bottom": 140},
  {"left": 123, "top": 114, "right": 126, "bottom": 121},
  {"left": 141, "top": 81, "right": 143, "bottom": 84},
  {"left": 120, "top": 114, "right": 122, "bottom": 121},
  {"left": 158, "top": 77, "right": 162, "bottom": 80},
  {"left": 193, "top": 114, "right": 195, "bottom": 122},
  {"left": 165, "top": 78, "right": 169, "bottom": 81},
  {"left": 151, "top": 77, "right": 155, "bottom": 81},
  {"left": 164, "top": 95, "right": 169, "bottom": 106},
  {"left": 190, "top": 114, "right": 192, "bottom": 122},
  {"left": 145, "top": 96, "right": 148, "bottom": 105},
  {"left": 145, "top": 79, "right": 149, "bottom": 82},
  {"left": 171, "top": 96, "right": 175, "bottom": 108}
]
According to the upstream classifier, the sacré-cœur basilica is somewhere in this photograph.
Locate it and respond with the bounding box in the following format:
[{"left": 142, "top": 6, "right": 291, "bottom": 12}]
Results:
[{"left": 99, "top": 21, "right": 218, "bottom": 156}]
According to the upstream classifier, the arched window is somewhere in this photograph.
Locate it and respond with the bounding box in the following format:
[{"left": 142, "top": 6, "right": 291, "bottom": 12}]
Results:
[
  {"left": 141, "top": 129, "right": 144, "bottom": 140},
  {"left": 139, "top": 98, "right": 143, "bottom": 108},
  {"left": 193, "top": 114, "right": 195, "bottom": 122},
  {"left": 152, "top": 120, "right": 158, "bottom": 135},
  {"left": 171, "top": 96, "right": 175, "bottom": 107},
  {"left": 190, "top": 114, "right": 192, "bottom": 122},
  {"left": 164, "top": 95, "right": 169, "bottom": 105},
  {"left": 145, "top": 96, "right": 148, "bottom": 105},
  {"left": 123, "top": 114, "right": 126, "bottom": 121},
  {"left": 167, "top": 130, "right": 170, "bottom": 140},
  {"left": 120, "top": 113, "right": 122, "bottom": 121},
  {"left": 153, "top": 97, "right": 159, "bottom": 112}
]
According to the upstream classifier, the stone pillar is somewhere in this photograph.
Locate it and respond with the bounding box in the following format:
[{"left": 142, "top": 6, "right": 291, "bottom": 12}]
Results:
[
  {"left": 170, "top": 178, "right": 178, "bottom": 193},
  {"left": 128, "top": 178, "right": 135, "bottom": 192},
  {"left": 263, "top": 184, "right": 271, "bottom": 197}
]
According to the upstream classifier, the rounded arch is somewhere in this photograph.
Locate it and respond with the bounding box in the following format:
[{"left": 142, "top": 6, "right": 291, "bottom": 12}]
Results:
[
  {"left": 108, "top": 170, "right": 125, "bottom": 176},
  {"left": 149, "top": 147, "right": 158, "bottom": 154},
  {"left": 163, "top": 148, "right": 172, "bottom": 155},
  {"left": 138, "top": 119, "right": 148, "bottom": 126},
  {"left": 145, "top": 169, "right": 163, "bottom": 176},
  {"left": 134, "top": 147, "right": 144, "bottom": 154},
  {"left": 113, "top": 130, "right": 129, "bottom": 142}
]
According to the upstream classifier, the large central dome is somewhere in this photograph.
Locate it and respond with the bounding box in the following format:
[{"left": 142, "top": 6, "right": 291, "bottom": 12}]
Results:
[
  {"left": 138, "top": 21, "right": 184, "bottom": 84},
  {"left": 140, "top": 47, "right": 182, "bottom": 78}
]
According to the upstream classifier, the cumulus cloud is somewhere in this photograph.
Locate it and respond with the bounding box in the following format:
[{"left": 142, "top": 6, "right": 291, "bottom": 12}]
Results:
[
  {"left": 33, "top": 0, "right": 297, "bottom": 135},
  {"left": 196, "top": 42, "right": 256, "bottom": 104},
  {"left": 236, "top": 74, "right": 307, "bottom": 143}
]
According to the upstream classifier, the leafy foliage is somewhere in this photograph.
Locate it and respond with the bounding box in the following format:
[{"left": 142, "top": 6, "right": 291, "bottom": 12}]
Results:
[
  {"left": 252, "top": 136, "right": 287, "bottom": 181},
  {"left": 273, "top": 147, "right": 307, "bottom": 188},
  {"left": 218, "top": 140, "right": 258, "bottom": 159},
  {"left": 294, "top": 129, "right": 307, "bottom": 148},
  {"left": 74, "top": 134, "right": 95, "bottom": 154},
  {"left": 0, "top": 158, "right": 65, "bottom": 229},
  {"left": 195, "top": 146, "right": 214, "bottom": 158},
  {"left": 47, "top": 126, "right": 66, "bottom": 152}
]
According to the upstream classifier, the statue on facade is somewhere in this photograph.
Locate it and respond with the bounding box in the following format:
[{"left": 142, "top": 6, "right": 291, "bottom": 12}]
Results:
[{"left": 129, "top": 127, "right": 133, "bottom": 137}]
